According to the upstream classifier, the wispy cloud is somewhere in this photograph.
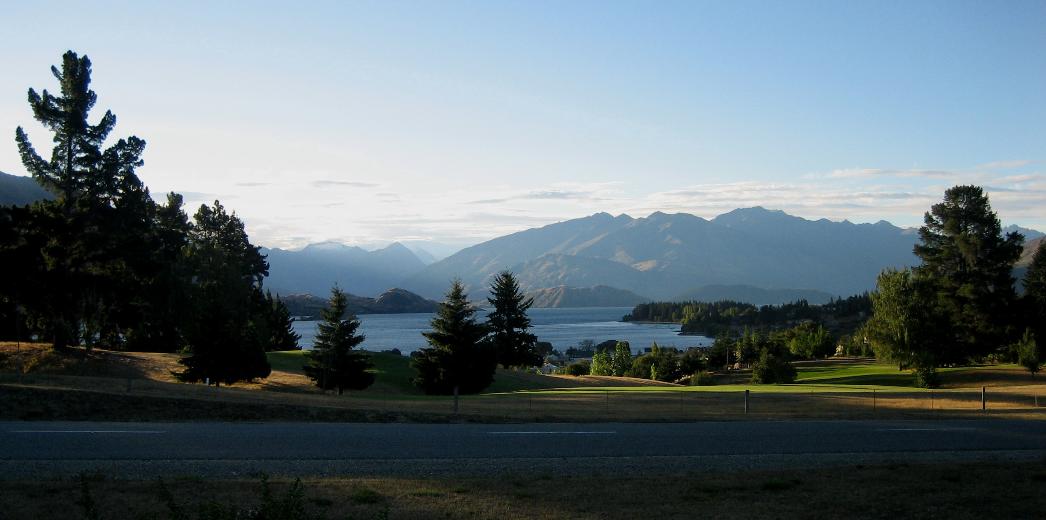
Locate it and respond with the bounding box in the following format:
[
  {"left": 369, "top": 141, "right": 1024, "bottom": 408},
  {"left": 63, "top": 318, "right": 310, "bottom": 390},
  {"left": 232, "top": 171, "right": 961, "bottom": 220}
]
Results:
[
  {"left": 825, "top": 168, "right": 955, "bottom": 179},
  {"left": 976, "top": 160, "right": 1032, "bottom": 170},
  {"left": 234, "top": 182, "right": 272, "bottom": 187},
  {"left": 470, "top": 189, "right": 603, "bottom": 205},
  {"left": 310, "top": 180, "right": 379, "bottom": 188}
]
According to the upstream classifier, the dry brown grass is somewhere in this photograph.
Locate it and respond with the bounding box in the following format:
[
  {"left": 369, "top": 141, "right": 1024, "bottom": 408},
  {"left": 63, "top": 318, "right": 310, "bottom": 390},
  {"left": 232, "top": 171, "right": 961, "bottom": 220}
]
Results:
[
  {"left": 2, "top": 342, "right": 1044, "bottom": 422},
  {"left": 2, "top": 461, "right": 1044, "bottom": 519}
]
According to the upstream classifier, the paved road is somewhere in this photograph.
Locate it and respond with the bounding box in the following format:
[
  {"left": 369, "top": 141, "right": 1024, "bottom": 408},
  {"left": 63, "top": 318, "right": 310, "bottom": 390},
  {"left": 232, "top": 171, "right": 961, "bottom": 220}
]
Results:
[{"left": 2, "top": 419, "right": 1044, "bottom": 478}]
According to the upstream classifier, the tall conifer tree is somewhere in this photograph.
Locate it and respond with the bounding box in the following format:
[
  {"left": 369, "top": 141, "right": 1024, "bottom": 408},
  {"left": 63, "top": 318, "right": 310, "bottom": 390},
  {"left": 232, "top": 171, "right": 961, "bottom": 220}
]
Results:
[
  {"left": 913, "top": 185, "right": 1023, "bottom": 361},
  {"left": 303, "top": 287, "right": 372, "bottom": 394},
  {"left": 266, "top": 291, "right": 301, "bottom": 351},
  {"left": 177, "top": 201, "right": 271, "bottom": 386},
  {"left": 486, "top": 271, "right": 540, "bottom": 368},
  {"left": 412, "top": 280, "right": 493, "bottom": 394},
  {"left": 13, "top": 51, "right": 150, "bottom": 349}
]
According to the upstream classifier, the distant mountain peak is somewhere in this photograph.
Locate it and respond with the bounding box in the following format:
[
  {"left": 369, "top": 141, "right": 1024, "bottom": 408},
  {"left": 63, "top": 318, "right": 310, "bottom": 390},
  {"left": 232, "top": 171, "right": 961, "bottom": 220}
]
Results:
[{"left": 302, "top": 241, "right": 358, "bottom": 252}]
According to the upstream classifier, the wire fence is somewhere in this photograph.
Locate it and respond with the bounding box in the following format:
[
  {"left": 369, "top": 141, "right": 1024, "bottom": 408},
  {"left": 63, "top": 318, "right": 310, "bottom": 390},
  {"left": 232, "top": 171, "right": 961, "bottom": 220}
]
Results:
[{"left": 2, "top": 371, "right": 1044, "bottom": 422}]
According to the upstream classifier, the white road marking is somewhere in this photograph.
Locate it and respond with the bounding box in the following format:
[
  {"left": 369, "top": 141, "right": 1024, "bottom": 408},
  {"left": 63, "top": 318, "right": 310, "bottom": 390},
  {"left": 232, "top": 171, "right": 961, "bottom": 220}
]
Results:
[
  {"left": 9, "top": 430, "right": 166, "bottom": 434},
  {"left": 488, "top": 431, "right": 616, "bottom": 435},
  {"left": 876, "top": 428, "right": 978, "bottom": 432}
]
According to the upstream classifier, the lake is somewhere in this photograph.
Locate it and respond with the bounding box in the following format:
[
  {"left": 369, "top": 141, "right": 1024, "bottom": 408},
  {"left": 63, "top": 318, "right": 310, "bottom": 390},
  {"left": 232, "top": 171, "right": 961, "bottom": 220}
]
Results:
[{"left": 292, "top": 307, "right": 711, "bottom": 355}]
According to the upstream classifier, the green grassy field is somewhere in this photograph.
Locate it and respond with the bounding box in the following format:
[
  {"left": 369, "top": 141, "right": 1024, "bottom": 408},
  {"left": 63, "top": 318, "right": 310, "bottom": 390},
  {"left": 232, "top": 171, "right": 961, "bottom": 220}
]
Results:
[{"left": 267, "top": 351, "right": 1038, "bottom": 396}]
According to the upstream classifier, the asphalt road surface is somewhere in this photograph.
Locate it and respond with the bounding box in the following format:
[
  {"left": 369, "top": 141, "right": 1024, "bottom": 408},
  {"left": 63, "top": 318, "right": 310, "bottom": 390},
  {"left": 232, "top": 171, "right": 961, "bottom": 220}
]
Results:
[{"left": 2, "top": 419, "right": 1044, "bottom": 478}]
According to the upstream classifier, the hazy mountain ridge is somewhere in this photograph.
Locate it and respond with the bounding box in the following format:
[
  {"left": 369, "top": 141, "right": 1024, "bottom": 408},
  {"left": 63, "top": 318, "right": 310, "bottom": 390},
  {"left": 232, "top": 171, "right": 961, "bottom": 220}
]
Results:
[
  {"left": 280, "top": 288, "right": 437, "bottom": 319},
  {"left": 403, "top": 208, "right": 927, "bottom": 299},
  {"left": 1005, "top": 225, "right": 1045, "bottom": 241},
  {"left": 263, "top": 241, "right": 427, "bottom": 298},
  {"left": 0, "top": 172, "right": 52, "bottom": 206},
  {"left": 527, "top": 285, "right": 651, "bottom": 308}
]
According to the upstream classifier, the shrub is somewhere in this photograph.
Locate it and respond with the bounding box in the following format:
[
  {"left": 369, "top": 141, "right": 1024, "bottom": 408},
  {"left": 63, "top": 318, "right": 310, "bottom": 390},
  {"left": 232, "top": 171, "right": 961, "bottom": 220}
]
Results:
[
  {"left": 751, "top": 349, "right": 796, "bottom": 384},
  {"left": 915, "top": 365, "right": 940, "bottom": 388},
  {"left": 691, "top": 371, "right": 716, "bottom": 386},
  {"left": 1017, "top": 329, "right": 1041, "bottom": 377},
  {"left": 565, "top": 361, "right": 589, "bottom": 376}
]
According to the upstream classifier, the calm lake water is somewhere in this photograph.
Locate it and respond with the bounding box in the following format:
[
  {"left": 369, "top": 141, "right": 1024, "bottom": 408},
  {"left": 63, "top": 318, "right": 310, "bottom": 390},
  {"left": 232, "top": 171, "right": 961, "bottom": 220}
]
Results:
[{"left": 292, "top": 307, "right": 711, "bottom": 355}]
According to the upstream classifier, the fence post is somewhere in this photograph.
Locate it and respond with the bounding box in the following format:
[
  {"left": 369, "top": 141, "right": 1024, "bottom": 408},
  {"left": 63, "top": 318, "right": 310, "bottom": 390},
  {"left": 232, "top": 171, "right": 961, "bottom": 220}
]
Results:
[
  {"left": 744, "top": 389, "right": 749, "bottom": 415},
  {"left": 872, "top": 389, "right": 876, "bottom": 413},
  {"left": 453, "top": 385, "right": 459, "bottom": 413},
  {"left": 605, "top": 390, "right": 609, "bottom": 415},
  {"left": 981, "top": 386, "right": 986, "bottom": 412}
]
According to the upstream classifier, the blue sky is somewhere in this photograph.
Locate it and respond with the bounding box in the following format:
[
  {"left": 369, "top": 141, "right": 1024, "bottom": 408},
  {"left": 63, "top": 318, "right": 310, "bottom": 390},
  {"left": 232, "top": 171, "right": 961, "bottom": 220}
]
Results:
[{"left": 2, "top": 0, "right": 1044, "bottom": 249}]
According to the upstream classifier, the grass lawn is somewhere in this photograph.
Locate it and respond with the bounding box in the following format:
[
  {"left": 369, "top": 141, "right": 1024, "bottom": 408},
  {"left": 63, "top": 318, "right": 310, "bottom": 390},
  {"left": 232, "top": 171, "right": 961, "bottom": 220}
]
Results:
[{"left": 3, "top": 461, "right": 1044, "bottom": 519}]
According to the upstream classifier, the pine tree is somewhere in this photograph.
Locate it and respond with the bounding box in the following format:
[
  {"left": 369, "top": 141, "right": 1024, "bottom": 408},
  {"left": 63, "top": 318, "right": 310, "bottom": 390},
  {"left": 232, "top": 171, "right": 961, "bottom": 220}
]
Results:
[
  {"left": 303, "top": 287, "right": 373, "bottom": 394},
  {"left": 913, "top": 185, "right": 1023, "bottom": 361},
  {"left": 486, "top": 271, "right": 540, "bottom": 368},
  {"left": 266, "top": 291, "right": 302, "bottom": 351},
  {"left": 412, "top": 280, "right": 493, "bottom": 395},
  {"left": 12, "top": 51, "right": 151, "bottom": 350},
  {"left": 177, "top": 201, "right": 271, "bottom": 386}
]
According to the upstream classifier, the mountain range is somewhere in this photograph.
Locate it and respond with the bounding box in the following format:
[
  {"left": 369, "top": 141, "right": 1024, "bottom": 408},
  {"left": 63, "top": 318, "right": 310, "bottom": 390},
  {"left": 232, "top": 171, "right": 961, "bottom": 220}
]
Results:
[
  {"left": 402, "top": 208, "right": 925, "bottom": 301},
  {"left": 262, "top": 242, "right": 428, "bottom": 298},
  {"left": 3, "top": 173, "right": 1042, "bottom": 306}
]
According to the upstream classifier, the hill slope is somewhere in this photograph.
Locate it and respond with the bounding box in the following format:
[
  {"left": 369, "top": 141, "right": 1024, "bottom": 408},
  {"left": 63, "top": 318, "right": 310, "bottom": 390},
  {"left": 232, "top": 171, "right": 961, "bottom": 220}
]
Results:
[
  {"left": 672, "top": 284, "right": 836, "bottom": 306},
  {"left": 0, "top": 172, "right": 52, "bottom": 206},
  {"left": 280, "top": 288, "right": 437, "bottom": 318},
  {"left": 527, "top": 285, "right": 650, "bottom": 308}
]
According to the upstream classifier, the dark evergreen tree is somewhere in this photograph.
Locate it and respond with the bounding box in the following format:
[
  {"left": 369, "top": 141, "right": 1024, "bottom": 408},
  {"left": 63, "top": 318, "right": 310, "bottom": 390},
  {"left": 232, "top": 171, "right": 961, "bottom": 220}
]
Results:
[
  {"left": 913, "top": 185, "right": 1023, "bottom": 361},
  {"left": 412, "top": 280, "right": 493, "bottom": 395},
  {"left": 124, "top": 192, "right": 193, "bottom": 352},
  {"left": 303, "top": 287, "right": 373, "bottom": 393},
  {"left": 177, "top": 201, "right": 271, "bottom": 386},
  {"left": 12, "top": 50, "right": 152, "bottom": 350},
  {"left": 266, "top": 291, "right": 302, "bottom": 351},
  {"left": 486, "top": 271, "right": 540, "bottom": 368},
  {"left": 1023, "top": 241, "right": 1046, "bottom": 342}
]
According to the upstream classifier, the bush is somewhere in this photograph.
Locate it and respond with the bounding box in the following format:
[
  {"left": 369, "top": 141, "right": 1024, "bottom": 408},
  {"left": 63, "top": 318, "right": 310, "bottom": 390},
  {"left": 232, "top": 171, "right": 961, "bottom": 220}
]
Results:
[
  {"left": 915, "top": 365, "right": 940, "bottom": 388},
  {"left": 565, "top": 361, "right": 589, "bottom": 376},
  {"left": 691, "top": 371, "right": 716, "bottom": 386},
  {"left": 751, "top": 349, "right": 796, "bottom": 384},
  {"left": 1017, "top": 329, "right": 1041, "bottom": 377},
  {"left": 678, "top": 348, "right": 707, "bottom": 375}
]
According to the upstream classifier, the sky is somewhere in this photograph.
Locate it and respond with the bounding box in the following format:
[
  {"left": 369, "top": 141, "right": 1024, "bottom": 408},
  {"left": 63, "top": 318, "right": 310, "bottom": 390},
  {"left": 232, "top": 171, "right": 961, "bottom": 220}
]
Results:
[{"left": 2, "top": 0, "right": 1044, "bottom": 251}]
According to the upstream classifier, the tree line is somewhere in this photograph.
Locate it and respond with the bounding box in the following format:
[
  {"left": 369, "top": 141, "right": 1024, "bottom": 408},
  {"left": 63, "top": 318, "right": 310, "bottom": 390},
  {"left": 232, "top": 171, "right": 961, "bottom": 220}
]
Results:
[
  {"left": 623, "top": 294, "right": 871, "bottom": 338},
  {"left": 0, "top": 51, "right": 300, "bottom": 386}
]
